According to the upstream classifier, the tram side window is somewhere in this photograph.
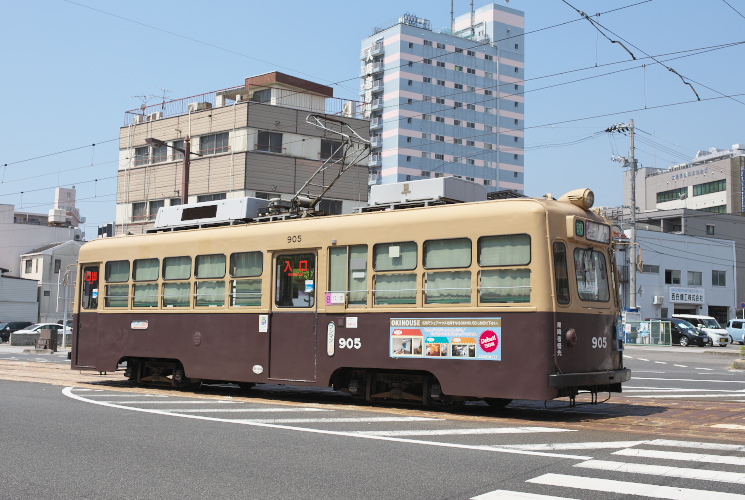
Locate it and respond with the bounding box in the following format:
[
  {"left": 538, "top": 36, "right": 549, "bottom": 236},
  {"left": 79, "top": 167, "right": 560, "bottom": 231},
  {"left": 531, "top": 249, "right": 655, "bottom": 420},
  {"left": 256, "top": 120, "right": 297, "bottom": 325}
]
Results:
[
  {"left": 373, "top": 242, "right": 417, "bottom": 305},
  {"left": 195, "top": 254, "right": 226, "bottom": 307},
  {"left": 230, "top": 251, "right": 263, "bottom": 307},
  {"left": 329, "top": 245, "right": 368, "bottom": 305},
  {"left": 163, "top": 256, "right": 191, "bottom": 308},
  {"left": 81, "top": 266, "right": 99, "bottom": 310},
  {"left": 105, "top": 260, "right": 130, "bottom": 308},
  {"left": 133, "top": 258, "right": 159, "bottom": 308},
  {"left": 276, "top": 254, "right": 315, "bottom": 308},
  {"left": 478, "top": 234, "right": 531, "bottom": 303},
  {"left": 574, "top": 248, "right": 610, "bottom": 302},
  {"left": 424, "top": 238, "right": 471, "bottom": 304},
  {"left": 553, "top": 242, "right": 570, "bottom": 304}
]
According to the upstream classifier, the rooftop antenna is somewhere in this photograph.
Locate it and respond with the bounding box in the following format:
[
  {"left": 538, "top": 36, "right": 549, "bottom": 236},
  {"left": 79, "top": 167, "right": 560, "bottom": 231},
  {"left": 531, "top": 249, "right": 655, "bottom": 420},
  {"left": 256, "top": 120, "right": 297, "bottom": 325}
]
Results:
[
  {"left": 470, "top": 0, "right": 475, "bottom": 38},
  {"left": 129, "top": 95, "right": 155, "bottom": 115},
  {"left": 450, "top": 0, "right": 454, "bottom": 33},
  {"left": 157, "top": 87, "right": 172, "bottom": 110}
]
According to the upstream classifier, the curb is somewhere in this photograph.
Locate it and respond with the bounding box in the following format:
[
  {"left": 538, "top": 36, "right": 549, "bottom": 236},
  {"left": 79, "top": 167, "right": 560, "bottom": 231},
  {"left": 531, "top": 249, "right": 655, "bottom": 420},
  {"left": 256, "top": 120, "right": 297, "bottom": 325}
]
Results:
[
  {"left": 733, "top": 359, "right": 745, "bottom": 370},
  {"left": 702, "top": 350, "right": 742, "bottom": 357}
]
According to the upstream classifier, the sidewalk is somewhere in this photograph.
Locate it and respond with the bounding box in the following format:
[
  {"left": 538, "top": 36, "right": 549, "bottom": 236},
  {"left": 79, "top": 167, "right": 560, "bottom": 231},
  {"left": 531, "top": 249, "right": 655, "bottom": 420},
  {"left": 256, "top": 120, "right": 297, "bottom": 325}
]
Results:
[{"left": 0, "top": 342, "right": 71, "bottom": 357}]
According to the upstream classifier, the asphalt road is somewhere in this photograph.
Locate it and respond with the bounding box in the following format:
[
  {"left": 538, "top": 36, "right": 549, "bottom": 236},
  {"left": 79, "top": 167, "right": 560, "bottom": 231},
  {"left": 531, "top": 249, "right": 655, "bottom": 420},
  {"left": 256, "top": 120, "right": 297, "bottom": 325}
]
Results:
[{"left": 1, "top": 343, "right": 745, "bottom": 499}]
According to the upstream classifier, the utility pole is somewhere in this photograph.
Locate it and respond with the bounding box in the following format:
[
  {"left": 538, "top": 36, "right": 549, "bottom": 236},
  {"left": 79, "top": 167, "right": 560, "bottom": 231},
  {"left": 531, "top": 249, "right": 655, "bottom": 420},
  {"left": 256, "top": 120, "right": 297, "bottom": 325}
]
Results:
[
  {"left": 607, "top": 120, "right": 638, "bottom": 310},
  {"left": 145, "top": 137, "right": 200, "bottom": 203}
]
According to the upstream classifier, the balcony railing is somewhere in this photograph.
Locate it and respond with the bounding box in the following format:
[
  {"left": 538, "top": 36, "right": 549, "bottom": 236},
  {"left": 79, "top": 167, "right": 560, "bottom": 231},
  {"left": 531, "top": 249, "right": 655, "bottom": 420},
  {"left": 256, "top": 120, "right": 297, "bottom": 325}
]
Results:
[
  {"left": 370, "top": 118, "right": 383, "bottom": 129},
  {"left": 369, "top": 154, "right": 382, "bottom": 166},
  {"left": 361, "top": 42, "right": 385, "bottom": 60}
]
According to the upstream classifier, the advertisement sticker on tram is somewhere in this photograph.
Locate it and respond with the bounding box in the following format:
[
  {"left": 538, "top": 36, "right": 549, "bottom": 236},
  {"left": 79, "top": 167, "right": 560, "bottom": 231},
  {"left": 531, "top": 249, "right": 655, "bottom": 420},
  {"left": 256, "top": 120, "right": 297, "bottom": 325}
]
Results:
[{"left": 389, "top": 318, "right": 502, "bottom": 361}]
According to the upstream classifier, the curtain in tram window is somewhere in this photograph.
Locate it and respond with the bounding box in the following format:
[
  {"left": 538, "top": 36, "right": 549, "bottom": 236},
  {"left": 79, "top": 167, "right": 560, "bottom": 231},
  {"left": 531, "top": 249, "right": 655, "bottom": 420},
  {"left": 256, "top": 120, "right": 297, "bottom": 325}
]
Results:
[
  {"left": 106, "top": 261, "right": 130, "bottom": 282},
  {"left": 133, "top": 283, "right": 159, "bottom": 307},
  {"left": 196, "top": 254, "right": 226, "bottom": 279},
  {"left": 133, "top": 258, "right": 159, "bottom": 281},
  {"left": 106, "top": 284, "right": 129, "bottom": 307},
  {"left": 374, "top": 242, "right": 417, "bottom": 271},
  {"left": 163, "top": 282, "right": 190, "bottom": 307},
  {"left": 329, "top": 247, "right": 347, "bottom": 293},
  {"left": 232, "top": 279, "right": 262, "bottom": 306},
  {"left": 426, "top": 271, "right": 471, "bottom": 303},
  {"left": 348, "top": 245, "right": 368, "bottom": 305},
  {"left": 164, "top": 256, "right": 191, "bottom": 280},
  {"left": 374, "top": 273, "right": 416, "bottom": 304},
  {"left": 480, "top": 269, "right": 531, "bottom": 303},
  {"left": 196, "top": 280, "right": 225, "bottom": 306},
  {"left": 424, "top": 238, "right": 471, "bottom": 269},
  {"left": 231, "top": 252, "right": 262, "bottom": 277},
  {"left": 479, "top": 234, "right": 531, "bottom": 266}
]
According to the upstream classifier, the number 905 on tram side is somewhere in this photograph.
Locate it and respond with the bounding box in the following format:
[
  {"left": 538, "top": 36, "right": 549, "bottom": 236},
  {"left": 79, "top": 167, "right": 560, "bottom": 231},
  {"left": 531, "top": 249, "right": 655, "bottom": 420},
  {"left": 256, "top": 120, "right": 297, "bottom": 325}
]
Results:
[{"left": 72, "top": 186, "right": 629, "bottom": 409}]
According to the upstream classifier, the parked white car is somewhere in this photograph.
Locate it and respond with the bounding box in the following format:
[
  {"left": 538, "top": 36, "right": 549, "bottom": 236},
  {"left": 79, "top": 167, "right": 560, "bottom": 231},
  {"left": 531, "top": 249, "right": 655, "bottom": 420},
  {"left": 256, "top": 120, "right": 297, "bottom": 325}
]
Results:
[
  {"left": 672, "top": 314, "right": 729, "bottom": 346},
  {"left": 12, "top": 323, "right": 72, "bottom": 336},
  {"left": 725, "top": 319, "right": 745, "bottom": 344}
]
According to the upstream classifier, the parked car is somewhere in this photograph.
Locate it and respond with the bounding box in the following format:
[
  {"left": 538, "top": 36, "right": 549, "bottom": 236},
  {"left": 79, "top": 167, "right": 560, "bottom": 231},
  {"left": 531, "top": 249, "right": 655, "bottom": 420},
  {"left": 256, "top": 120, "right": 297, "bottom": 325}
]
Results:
[
  {"left": 12, "top": 323, "right": 72, "bottom": 337},
  {"left": 725, "top": 319, "right": 745, "bottom": 345},
  {"left": 645, "top": 318, "right": 710, "bottom": 347},
  {"left": 672, "top": 314, "right": 729, "bottom": 346},
  {"left": 0, "top": 322, "right": 33, "bottom": 343}
]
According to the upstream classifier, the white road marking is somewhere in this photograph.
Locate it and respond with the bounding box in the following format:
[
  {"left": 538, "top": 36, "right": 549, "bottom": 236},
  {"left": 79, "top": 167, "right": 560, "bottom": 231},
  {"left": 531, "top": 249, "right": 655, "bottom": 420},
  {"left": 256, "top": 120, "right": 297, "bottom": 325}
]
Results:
[
  {"left": 472, "top": 490, "right": 577, "bottom": 500},
  {"left": 633, "top": 376, "right": 745, "bottom": 384},
  {"left": 630, "top": 370, "right": 666, "bottom": 374},
  {"left": 695, "top": 367, "right": 714, "bottom": 371},
  {"left": 622, "top": 388, "right": 745, "bottom": 393},
  {"left": 625, "top": 393, "right": 745, "bottom": 398},
  {"left": 160, "top": 408, "right": 331, "bottom": 413},
  {"left": 230, "top": 417, "right": 439, "bottom": 423},
  {"left": 673, "top": 364, "right": 688, "bottom": 368},
  {"left": 85, "top": 394, "right": 168, "bottom": 398},
  {"left": 713, "top": 424, "right": 745, "bottom": 431},
  {"left": 637, "top": 358, "right": 649, "bottom": 361},
  {"left": 97, "top": 400, "right": 244, "bottom": 404},
  {"left": 498, "top": 441, "right": 646, "bottom": 451},
  {"left": 62, "top": 387, "right": 593, "bottom": 460},
  {"left": 351, "top": 426, "right": 576, "bottom": 437},
  {"left": 654, "top": 361, "right": 667, "bottom": 364},
  {"left": 647, "top": 439, "right": 745, "bottom": 452},
  {"left": 577, "top": 460, "right": 745, "bottom": 485},
  {"left": 528, "top": 473, "right": 745, "bottom": 499},
  {"left": 613, "top": 448, "right": 745, "bottom": 466}
]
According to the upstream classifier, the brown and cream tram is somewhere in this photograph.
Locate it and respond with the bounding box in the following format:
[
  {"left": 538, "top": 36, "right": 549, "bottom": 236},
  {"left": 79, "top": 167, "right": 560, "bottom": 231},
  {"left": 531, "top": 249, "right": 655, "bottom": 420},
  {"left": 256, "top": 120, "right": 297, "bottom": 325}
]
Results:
[{"left": 72, "top": 185, "right": 629, "bottom": 408}]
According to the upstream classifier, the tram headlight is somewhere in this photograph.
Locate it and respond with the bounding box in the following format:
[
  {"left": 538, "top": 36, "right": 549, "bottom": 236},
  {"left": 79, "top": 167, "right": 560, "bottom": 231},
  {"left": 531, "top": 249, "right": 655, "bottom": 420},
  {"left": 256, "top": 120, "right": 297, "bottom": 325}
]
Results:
[
  {"left": 558, "top": 189, "right": 594, "bottom": 210},
  {"left": 565, "top": 329, "right": 577, "bottom": 346}
]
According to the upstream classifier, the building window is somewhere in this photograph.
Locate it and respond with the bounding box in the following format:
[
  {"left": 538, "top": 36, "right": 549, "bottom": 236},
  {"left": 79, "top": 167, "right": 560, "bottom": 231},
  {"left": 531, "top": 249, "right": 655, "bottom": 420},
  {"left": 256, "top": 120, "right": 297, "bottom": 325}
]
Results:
[
  {"left": 712, "top": 270, "right": 726, "bottom": 287},
  {"left": 514, "top": 118, "right": 519, "bottom": 124},
  {"left": 148, "top": 200, "right": 164, "bottom": 220},
  {"left": 642, "top": 265, "right": 660, "bottom": 274},
  {"left": 152, "top": 144, "right": 168, "bottom": 163},
  {"left": 171, "top": 140, "right": 184, "bottom": 161},
  {"left": 455, "top": 48, "right": 463, "bottom": 53},
  {"left": 24, "top": 259, "right": 32, "bottom": 273},
  {"left": 423, "top": 114, "right": 431, "bottom": 120},
  {"left": 134, "top": 146, "right": 149, "bottom": 166},
  {"left": 514, "top": 67, "right": 519, "bottom": 73},
  {"left": 467, "top": 86, "right": 475, "bottom": 92},
  {"left": 664, "top": 269, "right": 681, "bottom": 285},
  {"left": 453, "top": 120, "right": 461, "bottom": 126},
  {"left": 454, "top": 102, "right": 463, "bottom": 108},
  {"left": 132, "top": 202, "right": 147, "bottom": 221},
  {"left": 423, "top": 40, "right": 432, "bottom": 46},
  {"left": 687, "top": 271, "right": 702, "bottom": 286},
  {"left": 170, "top": 198, "right": 181, "bottom": 206},
  {"left": 514, "top": 102, "right": 519, "bottom": 108},
  {"left": 201, "top": 132, "right": 229, "bottom": 155},
  {"left": 434, "top": 154, "right": 444, "bottom": 160},
  {"left": 422, "top": 133, "right": 430, "bottom": 139},
  {"left": 436, "top": 61, "right": 445, "bottom": 67},
  {"left": 436, "top": 42, "right": 445, "bottom": 49},
  {"left": 467, "top": 50, "right": 475, "bottom": 56},
  {"left": 320, "top": 140, "right": 343, "bottom": 160},
  {"left": 466, "top": 159, "right": 475, "bottom": 165},
  {"left": 436, "top": 98, "right": 445, "bottom": 104},
  {"left": 252, "top": 89, "right": 271, "bottom": 103},
  {"left": 514, "top": 137, "right": 519, "bottom": 142},
  {"left": 437, "top": 80, "right": 445, "bottom": 86},
  {"left": 485, "top": 144, "right": 493, "bottom": 150},
  {"left": 693, "top": 179, "right": 726, "bottom": 196},
  {"left": 467, "top": 122, "right": 475, "bottom": 128},
  {"left": 406, "top": 137, "right": 411, "bottom": 143},
  {"left": 484, "top": 180, "right": 491, "bottom": 185},
  {"left": 466, "top": 68, "right": 476, "bottom": 74},
  {"left": 484, "top": 90, "right": 493, "bottom": 96},
  {"left": 485, "top": 54, "right": 493, "bottom": 61},
  {"left": 466, "top": 140, "right": 475, "bottom": 146},
  {"left": 257, "top": 131, "right": 282, "bottom": 153},
  {"left": 514, "top": 154, "right": 519, "bottom": 160},
  {"left": 454, "top": 139, "right": 462, "bottom": 145},
  {"left": 656, "top": 188, "right": 687, "bottom": 203},
  {"left": 515, "top": 44, "right": 519, "bottom": 50},
  {"left": 466, "top": 104, "right": 475, "bottom": 110},
  {"left": 421, "top": 152, "right": 430, "bottom": 158},
  {"left": 408, "top": 61, "right": 413, "bottom": 67},
  {"left": 423, "top": 58, "right": 432, "bottom": 64},
  {"left": 409, "top": 42, "right": 413, "bottom": 48},
  {"left": 197, "top": 193, "right": 227, "bottom": 203},
  {"left": 700, "top": 205, "right": 727, "bottom": 213},
  {"left": 455, "top": 65, "right": 463, "bottom": 72},
  {"left": 406, "top": 156, "right": 411, "bottom": 162},
  {"left": 435, "top": 135, "right": 444, "bottom": 142},
  {"left": 435, "top": 116, "right": 445, "bottom": 123},
  {"left": 485, "top": 125, "right": 493, "bottom": 132},
  {"left": 423, "top": 77, "right": 431, "bottom": 83},
  {"left": 454, "top": 83, "right": 463, "bottom": 90},
  {"left": 706, "top": 224, "right": 715, "bottom": 235},
  {"left": 407, "top": 118, "right": 412, "bottom": 124},
  {"left": 484, "top": 161, "right": 492, "bottom": 168},
  {"left": 408, "top": 80, "right": 412, "bottom": 86}
]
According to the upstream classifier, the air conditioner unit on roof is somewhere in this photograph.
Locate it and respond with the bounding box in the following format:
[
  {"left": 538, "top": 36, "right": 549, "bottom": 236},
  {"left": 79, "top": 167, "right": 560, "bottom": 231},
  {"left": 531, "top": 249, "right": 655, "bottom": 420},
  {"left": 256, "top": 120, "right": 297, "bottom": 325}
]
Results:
[
  {"left": 188, "top": 102, "right": 212, "bottom": 112},
  {"left": 147, "top": 111, "right": 163, "bottom": 121},
  {"left": 133, "top": 114, "right": 147, "bottom": 124}
]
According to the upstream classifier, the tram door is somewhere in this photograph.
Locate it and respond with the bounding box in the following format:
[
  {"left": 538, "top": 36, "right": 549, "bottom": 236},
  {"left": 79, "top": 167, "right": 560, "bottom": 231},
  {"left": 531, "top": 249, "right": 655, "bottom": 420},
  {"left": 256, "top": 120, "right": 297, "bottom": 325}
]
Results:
[{"left": 269, "top": 252, "right": 317, "bottom": 381}]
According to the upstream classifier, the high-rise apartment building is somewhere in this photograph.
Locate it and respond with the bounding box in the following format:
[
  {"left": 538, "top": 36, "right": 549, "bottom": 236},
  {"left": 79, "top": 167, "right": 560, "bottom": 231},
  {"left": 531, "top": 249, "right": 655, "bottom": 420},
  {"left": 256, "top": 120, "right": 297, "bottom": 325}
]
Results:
[{"left": 360, "top": 4, "right": 525, "bottom": 192}]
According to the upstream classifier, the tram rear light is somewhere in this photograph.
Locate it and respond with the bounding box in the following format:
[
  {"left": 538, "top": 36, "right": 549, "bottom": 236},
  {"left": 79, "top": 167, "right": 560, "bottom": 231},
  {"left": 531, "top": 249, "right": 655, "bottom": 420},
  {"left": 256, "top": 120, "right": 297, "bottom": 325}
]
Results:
[{"left": 565, "top": 329, "right": 577, "bottom": 346}]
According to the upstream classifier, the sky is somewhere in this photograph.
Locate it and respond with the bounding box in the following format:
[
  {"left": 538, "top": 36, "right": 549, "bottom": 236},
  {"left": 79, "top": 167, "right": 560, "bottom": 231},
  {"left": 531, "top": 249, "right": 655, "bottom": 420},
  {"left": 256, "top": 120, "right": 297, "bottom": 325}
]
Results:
[{"left": 2, "top": 0, "right": 744, "bottom": 239}]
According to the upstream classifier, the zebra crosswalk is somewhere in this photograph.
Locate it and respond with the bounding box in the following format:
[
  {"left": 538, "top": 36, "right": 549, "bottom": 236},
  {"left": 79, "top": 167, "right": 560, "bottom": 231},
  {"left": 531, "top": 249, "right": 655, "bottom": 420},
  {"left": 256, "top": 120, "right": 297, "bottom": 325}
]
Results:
[{"left": 473, "top": 439, "right": 745, "bottom": 499}]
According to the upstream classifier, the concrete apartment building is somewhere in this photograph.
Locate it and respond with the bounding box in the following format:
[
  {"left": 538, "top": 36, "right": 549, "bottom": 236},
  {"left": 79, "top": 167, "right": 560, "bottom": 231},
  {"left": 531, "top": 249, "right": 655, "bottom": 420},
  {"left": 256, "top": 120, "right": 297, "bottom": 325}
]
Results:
[
  {"left": 625, "top": 144, "right": 745, "bottom": 215},
  {"left": 117, "top": 72, "right": 370, "bottom": 234},
  {"left": 361, "top": 3, "right": 525, "bottom": 192}
]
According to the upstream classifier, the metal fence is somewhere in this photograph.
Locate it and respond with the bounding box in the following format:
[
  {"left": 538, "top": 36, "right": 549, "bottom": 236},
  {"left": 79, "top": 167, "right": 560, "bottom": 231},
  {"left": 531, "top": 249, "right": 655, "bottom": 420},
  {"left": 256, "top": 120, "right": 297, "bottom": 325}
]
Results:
[{"left": 623, "top": 321, "right": 672, "bottom": 346}]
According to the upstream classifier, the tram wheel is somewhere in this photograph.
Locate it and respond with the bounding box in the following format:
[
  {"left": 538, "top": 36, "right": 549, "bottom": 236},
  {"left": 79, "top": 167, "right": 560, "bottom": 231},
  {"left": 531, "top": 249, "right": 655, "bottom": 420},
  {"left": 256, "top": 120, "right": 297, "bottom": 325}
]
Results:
[{"left": 485, "top": 398, "right": 512, "bottom": 410}]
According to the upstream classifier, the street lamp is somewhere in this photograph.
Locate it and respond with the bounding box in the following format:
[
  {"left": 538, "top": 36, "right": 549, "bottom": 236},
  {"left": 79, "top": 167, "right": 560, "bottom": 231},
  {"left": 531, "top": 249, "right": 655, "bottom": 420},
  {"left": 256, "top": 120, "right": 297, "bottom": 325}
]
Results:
[{"left": 145, "top": 137, "right": 202, "bottom": 203}]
